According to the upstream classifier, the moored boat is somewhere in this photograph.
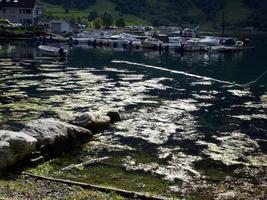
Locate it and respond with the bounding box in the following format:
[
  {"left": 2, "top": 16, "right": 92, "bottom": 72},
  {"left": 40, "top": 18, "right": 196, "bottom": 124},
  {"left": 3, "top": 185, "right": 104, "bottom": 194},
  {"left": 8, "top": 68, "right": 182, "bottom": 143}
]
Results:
[
  {"left": 199, "top": 36, "right": 221, "bottom": 46},
  {"left": 142, "top": 37, "right": 164, "bottom": 49},
  {"left": 183, "top": 40, "right": 208, "bottom": 52}
]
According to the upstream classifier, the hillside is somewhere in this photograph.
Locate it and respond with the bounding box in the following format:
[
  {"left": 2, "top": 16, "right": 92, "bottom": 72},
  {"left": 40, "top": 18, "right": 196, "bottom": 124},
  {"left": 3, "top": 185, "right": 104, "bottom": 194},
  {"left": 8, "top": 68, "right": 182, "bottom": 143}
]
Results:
[{"left": 43, "top": 0, "right": 267, "bottom": 30}]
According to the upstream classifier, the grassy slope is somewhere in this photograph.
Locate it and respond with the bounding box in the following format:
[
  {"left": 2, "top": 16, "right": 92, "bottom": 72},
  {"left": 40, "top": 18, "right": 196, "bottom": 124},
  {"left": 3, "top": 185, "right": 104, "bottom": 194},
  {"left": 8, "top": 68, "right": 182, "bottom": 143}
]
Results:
[
  {"left": 45, "top": 0, "right": 252, "bottom": 29},
  {"left": 44, "top": 0, "right": 148, "bottom": 26}
]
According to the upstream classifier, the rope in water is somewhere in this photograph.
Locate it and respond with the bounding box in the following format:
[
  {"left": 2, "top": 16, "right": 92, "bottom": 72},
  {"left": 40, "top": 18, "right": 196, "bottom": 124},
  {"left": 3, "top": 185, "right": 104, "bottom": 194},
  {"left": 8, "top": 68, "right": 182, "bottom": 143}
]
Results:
[
  {"left": 112, "top": 60, "right": 267, "bottom": 88},
  {"left": 237, "top": 69, "right": 267, "bottom": 87}
]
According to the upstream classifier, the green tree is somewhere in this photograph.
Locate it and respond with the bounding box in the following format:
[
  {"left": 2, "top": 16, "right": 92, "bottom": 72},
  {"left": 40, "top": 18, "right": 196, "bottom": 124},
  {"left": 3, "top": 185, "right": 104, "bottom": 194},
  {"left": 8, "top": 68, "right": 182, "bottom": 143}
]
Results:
[
  {"left": 88, "top": 10, "right": 98, "bottom": 21},
  {"left": 77, "top": 16, "right": 82, "bottom": 24},
  {"left": 64, "top": 7, "right": 69, "bottom": 14},
  {"left": 69, "top": 15, "right": 77, "bottom": 24},
  {"left": 47, "top": 11, "right": 54, "bottom": 19},
  {"left": 115, "top": 17, "right": 126, "bottom": 28},
  {"left": 102, "top": 12, "right": 113, "bottom": 27},
  {"left": 93, "top": 18, "right": 102, "bottom": 29}
]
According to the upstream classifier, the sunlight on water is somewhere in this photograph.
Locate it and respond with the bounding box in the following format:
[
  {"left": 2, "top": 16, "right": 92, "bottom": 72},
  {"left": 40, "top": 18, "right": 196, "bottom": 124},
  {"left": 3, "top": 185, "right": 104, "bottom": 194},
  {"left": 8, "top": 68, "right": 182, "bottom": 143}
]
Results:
[{"left": 0, "top": 41, "right": 266, "bottom": 197}]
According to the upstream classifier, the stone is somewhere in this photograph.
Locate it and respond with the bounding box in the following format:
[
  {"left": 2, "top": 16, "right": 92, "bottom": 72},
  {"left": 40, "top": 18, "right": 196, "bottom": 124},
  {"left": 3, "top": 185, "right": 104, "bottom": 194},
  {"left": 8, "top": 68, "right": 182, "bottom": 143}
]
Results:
[
  {"left": 22, "top": 118, "right": 92, "bottom": 155},
  {"left": 107, "top": 111, "right": 122, "bottom": 123},
  {"left": 0, "top": 130, "right": 37, "bottom": 170},
  {"left": 71, "top": 112, "right": 111, "bottom": 133}
]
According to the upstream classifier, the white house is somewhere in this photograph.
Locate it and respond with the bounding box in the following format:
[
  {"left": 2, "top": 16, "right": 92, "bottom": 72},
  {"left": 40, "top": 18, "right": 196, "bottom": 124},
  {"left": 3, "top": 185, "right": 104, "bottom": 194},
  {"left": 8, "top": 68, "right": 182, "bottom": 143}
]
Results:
[
  {"left": 50, "top": 20, "right": 70, "bottom": 34},
  {"left": 0, "top": 0, "right": 43, "bottom": 26}
]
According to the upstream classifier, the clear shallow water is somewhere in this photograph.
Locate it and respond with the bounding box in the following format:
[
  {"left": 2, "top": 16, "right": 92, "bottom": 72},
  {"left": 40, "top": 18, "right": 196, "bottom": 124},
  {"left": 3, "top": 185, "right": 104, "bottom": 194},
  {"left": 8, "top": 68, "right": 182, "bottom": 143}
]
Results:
[{"left": 0, "top": 35, "right": 267, "bottom": 198}]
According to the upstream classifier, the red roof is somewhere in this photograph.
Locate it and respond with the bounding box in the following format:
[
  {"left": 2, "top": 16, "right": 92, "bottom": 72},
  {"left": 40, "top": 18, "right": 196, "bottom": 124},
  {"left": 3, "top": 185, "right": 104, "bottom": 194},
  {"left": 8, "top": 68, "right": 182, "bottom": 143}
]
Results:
[{"left": 0, "top": 0, "right": 37, "bottom": 9}]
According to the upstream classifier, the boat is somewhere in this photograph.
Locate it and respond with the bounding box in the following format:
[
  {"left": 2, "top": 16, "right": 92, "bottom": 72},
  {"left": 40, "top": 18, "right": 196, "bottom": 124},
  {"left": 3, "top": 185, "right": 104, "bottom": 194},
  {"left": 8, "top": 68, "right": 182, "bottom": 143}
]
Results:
[
  {"left": 216, "top": 45, "right": 255, "bottom": 53},
  {"left": 182, "top": 26, "right": 199, "bottom": 38},
  {"left": 200, "top": 37, "right": 241, "bottom": 47},
  {"left": 38, "top": 45, "right": 68, "bottom": 57},
  {"left": 183, "top": 40, "right": 208, "bottom": 52},
  {"left": 142, "top": 37, "right": 164, "bottom": 49},
  {"left": 199, "top": 36, "right": 221, "bottom": 46}
]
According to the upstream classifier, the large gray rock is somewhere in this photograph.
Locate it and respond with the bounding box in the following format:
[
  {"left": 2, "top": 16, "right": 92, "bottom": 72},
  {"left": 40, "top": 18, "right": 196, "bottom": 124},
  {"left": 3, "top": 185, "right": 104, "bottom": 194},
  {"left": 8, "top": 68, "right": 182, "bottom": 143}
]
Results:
[
  {"left": 71, "top": 112, "right": 111, "bottom": 133},
  {"left": 0, "top": 130, "right": 37, "bottom": 170},
  {"left": 22, "top": 118, "right": 93, "bottom": 155}
]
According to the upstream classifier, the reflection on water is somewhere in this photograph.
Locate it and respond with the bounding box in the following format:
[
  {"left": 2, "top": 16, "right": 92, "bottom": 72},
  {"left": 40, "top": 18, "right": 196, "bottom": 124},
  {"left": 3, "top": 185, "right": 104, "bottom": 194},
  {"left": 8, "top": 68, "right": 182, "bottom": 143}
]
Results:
[
  {"left": 143, "top": 50, "right": 244, "bottom": 66},
  {"left": 0, "top": 41, "right": 244, "bottom": 66},
  {"left": 0, "top": 38, "right": 267, "bottom": 198},
  {"left": 0, "top": 42, "right": 39, "bottom": 58}
]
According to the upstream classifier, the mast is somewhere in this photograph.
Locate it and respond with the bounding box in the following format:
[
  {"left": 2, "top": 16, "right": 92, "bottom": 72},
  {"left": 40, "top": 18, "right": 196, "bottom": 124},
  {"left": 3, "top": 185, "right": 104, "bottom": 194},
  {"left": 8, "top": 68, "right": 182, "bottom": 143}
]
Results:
[{"left": 222, "top": 11, "right": 225, "bottom": 39}]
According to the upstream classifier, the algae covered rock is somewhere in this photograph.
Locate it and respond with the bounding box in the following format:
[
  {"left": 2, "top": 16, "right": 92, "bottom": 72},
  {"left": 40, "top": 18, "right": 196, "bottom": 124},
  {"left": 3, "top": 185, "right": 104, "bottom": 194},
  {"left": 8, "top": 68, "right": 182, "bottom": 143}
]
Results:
[
  {"left": 71, "top": 112, "right": 111, "bottom": 133},
  {"left": 22, "top": 118, "right": 93, "bottom": 155},
  {"left": 0, "top": 130, "right": 37, "bottom": 170}
]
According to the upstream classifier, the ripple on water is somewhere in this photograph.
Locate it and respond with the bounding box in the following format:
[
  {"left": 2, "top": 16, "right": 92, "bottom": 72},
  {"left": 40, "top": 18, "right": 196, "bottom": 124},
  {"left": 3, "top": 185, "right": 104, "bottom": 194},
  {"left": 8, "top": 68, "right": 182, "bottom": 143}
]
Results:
[{"left": 0, "top": 56, "right": 266, "bottom": 196}]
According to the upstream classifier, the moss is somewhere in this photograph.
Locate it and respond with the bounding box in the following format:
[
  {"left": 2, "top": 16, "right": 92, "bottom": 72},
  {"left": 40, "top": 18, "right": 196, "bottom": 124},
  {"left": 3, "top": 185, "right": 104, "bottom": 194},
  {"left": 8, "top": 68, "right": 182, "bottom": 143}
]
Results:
[{"left": 28, "top": 161, "right": 58, "bottom": 177}]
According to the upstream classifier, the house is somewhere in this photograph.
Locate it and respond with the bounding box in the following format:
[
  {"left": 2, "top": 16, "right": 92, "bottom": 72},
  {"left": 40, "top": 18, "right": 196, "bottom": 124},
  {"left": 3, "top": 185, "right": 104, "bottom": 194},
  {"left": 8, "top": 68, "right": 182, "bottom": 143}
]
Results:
[
  {"left": 50, "top": 20, "right": 70, "bottom": 34},
  {"left": 0, "top": 0, "right": 43, "bottom": 26}
]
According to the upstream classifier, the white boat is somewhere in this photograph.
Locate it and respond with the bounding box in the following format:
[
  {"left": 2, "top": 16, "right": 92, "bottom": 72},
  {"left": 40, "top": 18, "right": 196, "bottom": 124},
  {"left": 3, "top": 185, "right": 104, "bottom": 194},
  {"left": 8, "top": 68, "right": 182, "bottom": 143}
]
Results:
[
  {"left": 183, "top": 40, "right": 208, "bottom": 52},
  {"left": 142, "top": 37, "right": 164, "bottom": 49},
  {"left": 199, "top": 36, "right": 221, "bottom": 46},
  {"left": 200, "top": 37, "right": 238, "bottom": 47},
  {"left": 182, "top": 27, "right": 199, "bottom": 37},
  {"left": 168, "top": 37, "right": 186, "bottom": 44},
  {"left": 161, "top": 43, "right": 181, "bottom": 50},
  {"left": 38, "top": 45, "right": 68, "bottom": 57}
]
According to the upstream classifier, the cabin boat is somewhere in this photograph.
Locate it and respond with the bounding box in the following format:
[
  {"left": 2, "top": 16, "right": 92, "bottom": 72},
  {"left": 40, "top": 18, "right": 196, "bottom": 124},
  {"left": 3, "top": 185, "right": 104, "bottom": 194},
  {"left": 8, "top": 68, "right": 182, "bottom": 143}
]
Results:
[
  {"left": 220, "top": 38, "right": 237, "bottom": 46},
  {"left": 182, "top": 27, "right": 199, "bottom": 38},
  {"left": 199, "top": 36, "right": 221, "bottom": 46},
  {"left": 142, "top": 38, "right": 164, "bottom": 49},
  {"left": 183, "top": 40, "right": 208, "bottom": 52},
  {"left": 200, "top": 37, "right": 239, "bottom": 47}
]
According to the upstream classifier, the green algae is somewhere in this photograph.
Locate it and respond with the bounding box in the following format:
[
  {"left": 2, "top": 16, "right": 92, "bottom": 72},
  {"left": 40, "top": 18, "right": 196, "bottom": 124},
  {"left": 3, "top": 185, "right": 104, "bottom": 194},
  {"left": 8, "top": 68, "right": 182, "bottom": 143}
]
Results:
[
  {"left": 64, "top": 165, "right": 171, "bottom": 195},
  {"left": 24, "top": 146, "right": 175, "bottom": 198}
]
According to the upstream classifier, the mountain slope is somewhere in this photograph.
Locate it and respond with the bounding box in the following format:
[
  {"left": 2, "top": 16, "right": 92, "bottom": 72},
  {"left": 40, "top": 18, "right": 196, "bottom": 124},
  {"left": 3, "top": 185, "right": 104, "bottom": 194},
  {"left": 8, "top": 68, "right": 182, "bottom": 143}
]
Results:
[{"left": 43, "top": 0, "right": 267, "bottom": 30}]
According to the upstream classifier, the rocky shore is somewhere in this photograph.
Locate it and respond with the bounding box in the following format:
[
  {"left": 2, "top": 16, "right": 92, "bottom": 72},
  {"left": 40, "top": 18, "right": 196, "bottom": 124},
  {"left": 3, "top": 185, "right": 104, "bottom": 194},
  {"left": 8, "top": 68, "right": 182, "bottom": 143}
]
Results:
[{"left": 0, "top": 111, "right": 121, "bottom": 171}]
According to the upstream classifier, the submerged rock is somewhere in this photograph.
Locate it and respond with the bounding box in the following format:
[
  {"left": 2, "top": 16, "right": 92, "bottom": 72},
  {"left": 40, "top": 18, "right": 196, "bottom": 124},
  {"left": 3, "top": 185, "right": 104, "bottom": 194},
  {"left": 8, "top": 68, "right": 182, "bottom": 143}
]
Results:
[
  {"left": 71, "top": 112, "right": 111, "bottom": 133},
  {"left": 22, "top": 118, "right": 92, "bottom": 155},
  {"left": 0, "top": 130, "right": 37, "bottom": 170},
  {"left": 107, "top": 111, "right": 122, "bottom": 123}
]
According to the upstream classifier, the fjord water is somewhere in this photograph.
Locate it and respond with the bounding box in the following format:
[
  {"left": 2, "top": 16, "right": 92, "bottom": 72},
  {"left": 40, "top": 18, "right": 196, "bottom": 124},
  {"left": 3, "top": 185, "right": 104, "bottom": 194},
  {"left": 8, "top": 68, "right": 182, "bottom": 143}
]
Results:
[{"left": 0, "top": 34, "right": 266, "bottom": 197}]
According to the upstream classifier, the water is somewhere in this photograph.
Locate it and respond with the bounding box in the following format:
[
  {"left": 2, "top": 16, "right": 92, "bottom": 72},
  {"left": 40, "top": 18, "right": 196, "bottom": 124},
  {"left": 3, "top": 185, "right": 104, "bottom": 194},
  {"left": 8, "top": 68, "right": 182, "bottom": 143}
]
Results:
[{"left": 0, "top": 35, "right": 266, "bottom": 198}]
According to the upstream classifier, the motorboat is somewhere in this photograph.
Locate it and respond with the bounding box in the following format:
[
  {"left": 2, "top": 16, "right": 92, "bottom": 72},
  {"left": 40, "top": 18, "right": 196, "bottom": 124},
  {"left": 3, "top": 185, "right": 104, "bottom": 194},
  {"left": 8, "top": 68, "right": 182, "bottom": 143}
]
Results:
[
  {"left": 199, "top": 36, "right": 221, "bottom": 46},
  {"left": 38, "top": 45, "right": 68, "bottom": 57},
  {"left": 169, "top": 37, "right": 186, "bottom": 44},
  {"left": 142, "top": 37, "right": 164, "bottom": 49},
  {"left": 200, "top": 36, "right": 238, "bottom": 47},
  {"left": 182, "top": 26, "right": 199, "bottom": 37},
  {"left": 183, "top": 40, "right": 208, "bottom": 52}
]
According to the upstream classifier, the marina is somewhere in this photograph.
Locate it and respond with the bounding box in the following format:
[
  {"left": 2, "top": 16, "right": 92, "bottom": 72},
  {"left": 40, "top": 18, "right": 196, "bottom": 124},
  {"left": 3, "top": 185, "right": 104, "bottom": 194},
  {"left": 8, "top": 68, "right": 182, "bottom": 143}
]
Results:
[{"left": 54, "top": 29, "right": 254, "bottom": 54}]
